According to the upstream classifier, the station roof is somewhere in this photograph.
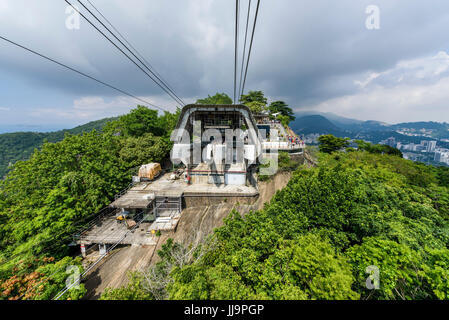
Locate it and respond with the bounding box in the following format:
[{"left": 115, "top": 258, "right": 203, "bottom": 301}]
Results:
[
  {"left": 110, "top": 191, "right": 153, "bottom": 209},
  {"left": 175, "top": 104, "right": 256, "bottom": 130},
  {"left": 155, "top": 189, "right": 184, "bottom": 198}
]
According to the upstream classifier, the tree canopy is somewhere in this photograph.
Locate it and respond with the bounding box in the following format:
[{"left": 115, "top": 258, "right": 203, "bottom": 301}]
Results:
[
  {"left": 240, "top": 91, "right": 268, "bottom": 114},
  {"left": 318, "top": 134, "right": 350, "bottom": 153},
  {"left": 196, "top": 93, "right": 233, "bottom": 105},
  {"left": 0, "top": 106, "right": 178, "bottom": 300},
  {"left": 268, "top": 101, "right": 295, "bottom": 122},
  {"left": 355, "top": 140, "right": 403, "bottom": 158},
  {"left": 240, "top": 90, "right": 268, "bottom": 105},
  {"left": 0, "top": 117, "right": 117, "bottom": 179}
]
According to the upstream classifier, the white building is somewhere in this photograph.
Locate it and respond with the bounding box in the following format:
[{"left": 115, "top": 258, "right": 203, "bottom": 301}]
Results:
[{"left": 434, "top": 150, "right": 449, "bottom": 164}]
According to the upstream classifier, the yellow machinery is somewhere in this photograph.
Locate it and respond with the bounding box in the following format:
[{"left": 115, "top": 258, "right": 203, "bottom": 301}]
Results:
[
  {"left": 138, "top": 163, "right": 162, "bottom": 181},
  {"left": 116, "top": 212, "right": 129, "bottom": 221},
  {"left": 116, "top": 212, "right": 136, "bottom": 229}
]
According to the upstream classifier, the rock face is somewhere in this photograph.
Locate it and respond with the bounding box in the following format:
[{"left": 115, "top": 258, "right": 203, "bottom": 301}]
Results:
[
  {"left": 171, "top": 171, "right": 293, "bottom": 247},
  {"left": 83, "top": 234, "right": 169, "bottom": 300}
]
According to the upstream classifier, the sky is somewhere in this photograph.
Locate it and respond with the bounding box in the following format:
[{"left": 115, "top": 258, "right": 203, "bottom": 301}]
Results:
[{"left": 1, "top": 0, "right": 449, "bottom": 132}]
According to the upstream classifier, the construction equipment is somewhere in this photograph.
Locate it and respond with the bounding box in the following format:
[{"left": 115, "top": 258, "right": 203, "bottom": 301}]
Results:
[
  {"left": 138, "top": 163, "right": 162, "bottom": 181},
  {"left": 116, "top": 209, "right": 139, "bottom": 229},
  {"left": 125, "top": 219, "right": 137, "bottom": 229},
  {"left": 116, "top": 211, "right": 129, "bottom": 222},
  {"left": 116, "top": 212, "right": 137, "bottom": 230}
]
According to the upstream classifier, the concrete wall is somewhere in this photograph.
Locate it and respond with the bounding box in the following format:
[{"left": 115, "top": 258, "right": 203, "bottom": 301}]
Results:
[
  {"left": 183, "top": 195, "right": 258, "bottom": 207},
  {"left": 173, "top": 171, "right": 293, "bottom": 246}
]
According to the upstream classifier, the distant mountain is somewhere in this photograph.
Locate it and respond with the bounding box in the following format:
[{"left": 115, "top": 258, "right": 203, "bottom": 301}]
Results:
[
  {"left": 294, "top": 111, "right": 362, "bottom": 126},
  {"left": 291, "top": 112, "right": 449, "bottom": 148},
  {"left": 290, "top": 115, "right": 348, "bottom": 136},
  {"left": 392, "top": 121, "right": 449, "bottom": 130},
  {"left": 293, "top": 111, "right": 382, "bottom": 132},
  {"left": 339, "top": 120, "right": 392, "bottom": 132},
  {"left": 341, "top": 120, "right": 448, "bottom": 133},
  {"left": 0, "top": 117, "right": 118, "bottom": 178},
  {"left": 293, "top": 111, "right": 448, "bottom": 133}
]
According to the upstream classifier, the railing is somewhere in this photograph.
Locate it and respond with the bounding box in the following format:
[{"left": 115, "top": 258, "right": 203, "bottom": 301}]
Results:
[
  {"left": 72, "top": 178, "right": 145, "bottom": 242},
  {"left": 157, "top": 203, "right": 180, "bottom": 211},
  {"left": 72, "top": 181, "right": 137, "bottom": 241},
  {"left": 72, "top": 207, "right": 118, "bottom": 241},
  {"left": 54, "top": 204, "right": 163, "bottom": 300},
  {"left": 114, "top": 182, "right": 136, "bottom": 200}
]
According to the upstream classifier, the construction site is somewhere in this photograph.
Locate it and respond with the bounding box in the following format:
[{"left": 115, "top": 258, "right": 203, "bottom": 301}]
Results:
[{"left": 69, "top": 104, "right": 307, "bottom": 298}]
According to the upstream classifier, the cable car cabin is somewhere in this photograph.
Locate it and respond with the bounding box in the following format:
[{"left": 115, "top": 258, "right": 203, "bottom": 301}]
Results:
[{"left": 171, "top": 104, "right": 262, "bottom": 188}]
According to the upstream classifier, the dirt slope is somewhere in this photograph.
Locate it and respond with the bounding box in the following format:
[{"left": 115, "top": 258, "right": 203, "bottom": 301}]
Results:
[
  {"left": 171, "top": 171, "right": 292, "bottom": 247},
  {"left": 83, "top": 234, "right": 169, "bottom": 299}
]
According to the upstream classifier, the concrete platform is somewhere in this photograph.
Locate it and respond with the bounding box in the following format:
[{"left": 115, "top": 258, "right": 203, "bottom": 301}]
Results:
[
  {"left": 183, "top": 184, "right": 258, "bottom": 197},
  {"left": 77, "top": 218, "right": 156, "bottom": 246},
  {"left": 261, "top": 123, "right": 305, "bottom": 152},
  {"left": 120, "top": 172, "right": 259, "bottom": 198},
  {"left": 93, "top": 171, "right": 259, "bottom": 244},
  {"left": 148, "top": 210, "right": 181, "bottom": 232},
  {"left": 109, "top": 189, "right": 153, "bottom": 209}
]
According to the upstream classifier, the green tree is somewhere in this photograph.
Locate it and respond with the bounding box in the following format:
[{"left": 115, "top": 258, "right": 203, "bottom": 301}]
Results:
[
  {"left": 277, "top": 114, "right": 291, "bottom": 128},
  {"left": 420, "top": 248, "right": 449, "bottom": 300},
  {"left": 318, "top": 134, "right": 350, "bottom": 153},
  {"left": 246, "top": 101, "right": 267, "bottom": 114},
  {"left": 355, "top": 140, "right": 403, "bottom": 158},
  {"left": 100, "top": 272, "right": 153, "bottom": 300},
  {"left": 104, "top": 106, "right": 177, "bottom": 138},
  {"left": 239, "top": 91, "right": 271, "bottom": 114},
  {"left": 196, "top": 93, "right": 233, "bottom": 105},
  {"left": 347, "top": 238, "right": 423, "bottom": 300},
  {"left": 119, "top": 133, "right": 172, "bottom": 169},
  {"left": 240, "top": 91, "right": 268, "bottom": 105},
  {"left": 260, "top": 235, "right": 359, "bottom": 300},
  {"left": 0, "top": 117, "right": 117, "bottom": 178},
  {"left": 268, "top": 101, "right": 295, "bottom": 121},
  {"left": 0, "top": 256, "right": 86, "bottom": 300}
]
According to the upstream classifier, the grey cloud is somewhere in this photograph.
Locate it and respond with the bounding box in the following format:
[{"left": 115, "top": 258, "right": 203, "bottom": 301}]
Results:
[{"left": 1, "top": 0, "right": 449, "bottom": 123}]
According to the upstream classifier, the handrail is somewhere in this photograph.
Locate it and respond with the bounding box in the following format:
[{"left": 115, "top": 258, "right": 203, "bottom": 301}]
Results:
[
  {"left": 72, "top": 207, "right": 118, "bottom": 240},
  {"left": 72, "top": 180, "right": 139, "bottom": 241},
  {"left": 114, "top": 182, "right": 135, "bottom": 200},
  {"left": 53, "top": 204, "right": 162, "bottom": 300}
]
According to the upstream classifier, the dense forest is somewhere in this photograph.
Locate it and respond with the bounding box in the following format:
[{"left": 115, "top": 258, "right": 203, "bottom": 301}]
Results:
[
  {"left": 0, "top": 106, "right": 178, "bottom": 300},
  {"left": 0, "top": 117, "right": 119, "bottom": 179},
  {"left": 2, "top": 98, "right": 449, "bottom": 300},
  {"left": 102, "top": 139, "right": 449, "bottom": 300}
]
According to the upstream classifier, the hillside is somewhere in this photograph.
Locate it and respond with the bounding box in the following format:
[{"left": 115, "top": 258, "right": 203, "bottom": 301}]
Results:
[
  {"left": 0, "top": 117, "right": 118, "bottom": 178},
  {"left": 290, "top": 115, "right": 347, "bottom": 136},
  {"left": 292, "top": 113, "right": 449, "bottom": 151},
  {"left": 100, "top": 149, "right": 449, "bottom": 300},
  {"left": 0, "top": 106, "right": 178, "bottom": 300},
  {"left": 392, "top": 121, "right": 449, "bottom": 130},
  {"left": 290, "top": 114, "right": 389, "bottom": 137},
  {"left": 294, "top": 112, "right": 449, "bottom": 136}
]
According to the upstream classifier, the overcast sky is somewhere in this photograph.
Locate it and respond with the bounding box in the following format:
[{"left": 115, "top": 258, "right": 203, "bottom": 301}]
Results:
[{"left": 1, "top": 0, "right": 449, "bottom": 132}]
